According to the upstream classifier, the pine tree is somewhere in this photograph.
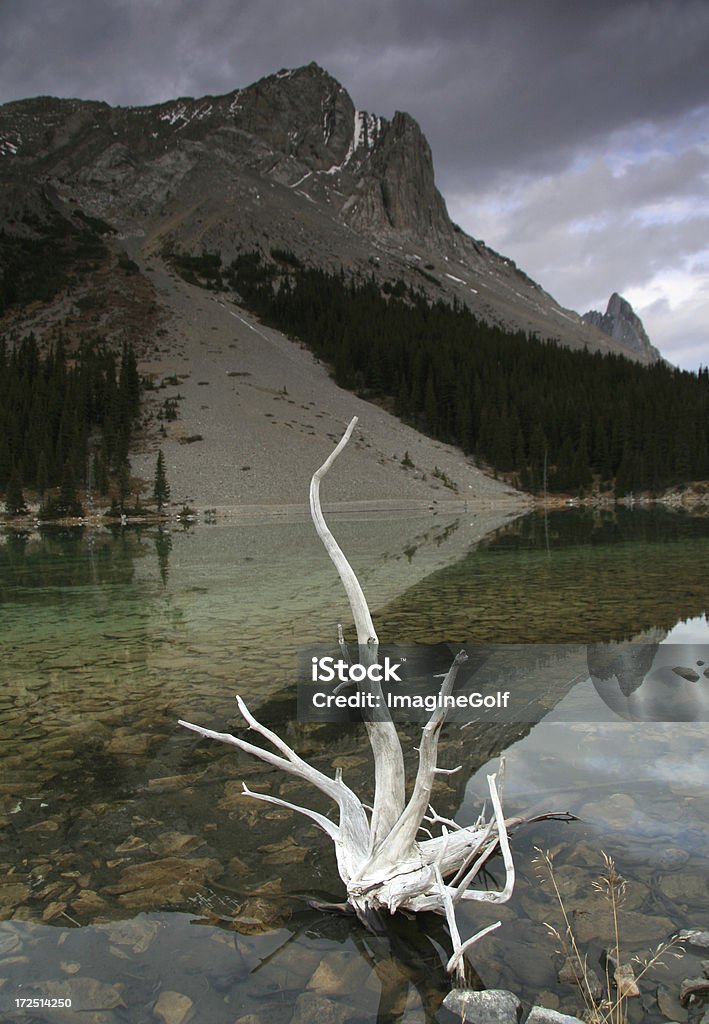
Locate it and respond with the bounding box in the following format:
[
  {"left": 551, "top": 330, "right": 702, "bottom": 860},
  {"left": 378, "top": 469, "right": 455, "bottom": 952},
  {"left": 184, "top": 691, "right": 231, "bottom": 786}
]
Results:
[
  {"left": 5, "top": 467, "right": 27, "bottom": 516},
  {"left": 153, "top": 451, "right": 170, "bottom": 513},
  {"left": 117, "top": 461, "right": 131, "bottom": 512},
  {"left": 57, "top": 460, "right": 83, "bottom": 517},
  {"left": 36, "top": 450, "right": 49, "bottom": 500}
]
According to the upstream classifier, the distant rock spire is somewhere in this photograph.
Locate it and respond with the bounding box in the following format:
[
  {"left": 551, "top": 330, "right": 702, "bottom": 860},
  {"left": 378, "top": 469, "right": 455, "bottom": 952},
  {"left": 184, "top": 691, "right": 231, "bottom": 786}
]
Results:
[{"left": 582, "top": 293, "right": 662, "bottom": 362}]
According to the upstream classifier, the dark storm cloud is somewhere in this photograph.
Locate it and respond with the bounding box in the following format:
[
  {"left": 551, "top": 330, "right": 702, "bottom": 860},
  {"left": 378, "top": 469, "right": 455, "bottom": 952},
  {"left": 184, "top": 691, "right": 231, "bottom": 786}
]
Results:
[
  {"left": 384, "top": 0, "right": 709, "bottom": 188},
  {"left": 2, "top": 1, "right": 707, "bottom": 181}
]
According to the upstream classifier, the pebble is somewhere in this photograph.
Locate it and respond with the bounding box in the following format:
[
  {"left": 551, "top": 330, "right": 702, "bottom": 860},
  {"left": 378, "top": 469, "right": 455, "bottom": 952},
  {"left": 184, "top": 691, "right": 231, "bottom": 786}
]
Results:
[
  {"left": 613, "top": 962, "right": 640, "bottom": 998},
  {"left": 114, "top": 835, "right": 148, "bottom": 854}
]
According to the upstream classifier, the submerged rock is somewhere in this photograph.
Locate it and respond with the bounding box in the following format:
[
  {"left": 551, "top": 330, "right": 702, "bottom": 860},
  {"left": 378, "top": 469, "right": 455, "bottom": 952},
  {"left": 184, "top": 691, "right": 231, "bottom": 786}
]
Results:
[
  {"left": 680, "top": 976, "right": 709, "bottom": 1006},
  {"left": 659, "top": 872, "right": 708, "bottom": 904},
  {"left": 0, "top": 925, "right": 22, "bottom": 954},
  {"left": 578, "top": 792, "right": 637, "bottom": 830},
  {"left": 306, "top": 950, "right": 374, "bottom": 997},
  {"left": 153, "top": 989, "right": 194, "bottom": 1024},
  {"left": 70, "top": 889, "right": 110, "bottom": 916},
  {"left": 22, "top": 977, "right": 124, "bottom": 1010},
  {"left": 0, "top": 880, "right": 31, "bottom": 907},
  {"left": 571, "top": 906, "right": 675, "bottom": 945},
  {"left": 94, "top": 916, "right": 162, "bottom": 953},
  {"left": 105, "top": 856, "right": 221, "bottom": 911},
  {"left": 657, "top": 983, "right": 685, "bottom": 1020},
  {"left": 148, "top": 831, "right": 205, "bottom": 857},
  {"left": 289, "top": 990, "right": 359, "bottom": 1023},
  {"left": 557, "top": 956, "right": 604, "bottom": 1001},
  {"left": 260, "top": 835, "right": 309, "bottom": 865},
  {"left": 680, "top": 930, "right": 709, "bottom": 950},
  {"left": 106, "top": 730, "right": 156, "bottom": 756}
]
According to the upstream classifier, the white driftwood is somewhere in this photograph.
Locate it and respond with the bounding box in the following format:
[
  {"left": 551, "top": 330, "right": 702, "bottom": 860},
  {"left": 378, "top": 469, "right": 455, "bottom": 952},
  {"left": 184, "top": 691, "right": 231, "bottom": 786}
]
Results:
[{"left": 179, "top": 416, "right": 516, "bottom": 976}]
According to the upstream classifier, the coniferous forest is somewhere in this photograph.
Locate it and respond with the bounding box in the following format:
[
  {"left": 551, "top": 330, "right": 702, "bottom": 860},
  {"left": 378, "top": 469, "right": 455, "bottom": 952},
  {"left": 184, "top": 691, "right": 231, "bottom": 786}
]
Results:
[
  {"left": 0, "top": 334, "right": 140, "bottom": 514},
  {"left": 212, "top": 250, "right": 707, "bottom": 496},
  {"left": 3, "top": 242, "right": 707, "bottom": 513}
]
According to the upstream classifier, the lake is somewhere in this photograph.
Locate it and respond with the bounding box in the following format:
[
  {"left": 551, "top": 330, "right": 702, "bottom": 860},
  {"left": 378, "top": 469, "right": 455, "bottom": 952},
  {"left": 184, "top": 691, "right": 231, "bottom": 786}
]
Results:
[{"left": 1, "top": 507, "right": 708, "bottom": 1023}]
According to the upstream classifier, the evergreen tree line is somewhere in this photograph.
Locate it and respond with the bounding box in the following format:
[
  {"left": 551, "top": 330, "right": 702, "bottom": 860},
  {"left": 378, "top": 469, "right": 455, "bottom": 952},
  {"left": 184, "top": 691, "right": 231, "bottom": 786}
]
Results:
[
  {"left": 0, "top": 206, "right": 108, "bottom": 315},
  {"left": 0, "top": 334, "right": 140, "bottom": 512},
  {"left": 215, "top": 251, "right": 708, "bottom": 495}
]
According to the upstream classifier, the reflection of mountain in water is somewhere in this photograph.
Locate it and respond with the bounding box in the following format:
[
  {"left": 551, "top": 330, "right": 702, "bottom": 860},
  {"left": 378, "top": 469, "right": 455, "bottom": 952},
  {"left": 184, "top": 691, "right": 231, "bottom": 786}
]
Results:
[{"left": 589, "top": 636, "right": 709, "bottom": 721}]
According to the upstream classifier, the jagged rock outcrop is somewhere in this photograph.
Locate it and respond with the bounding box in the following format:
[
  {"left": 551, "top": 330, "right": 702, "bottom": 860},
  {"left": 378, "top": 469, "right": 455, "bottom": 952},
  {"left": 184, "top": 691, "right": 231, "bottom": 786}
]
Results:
[
  {"left": 582, "top": 293, "right": 662, "bottom": 363},
  {"left": 0, "top": 62, "right": 661, "bottom": 362},
  {"left": 343, "top": 109, "right": 453, "bottom": 246}
]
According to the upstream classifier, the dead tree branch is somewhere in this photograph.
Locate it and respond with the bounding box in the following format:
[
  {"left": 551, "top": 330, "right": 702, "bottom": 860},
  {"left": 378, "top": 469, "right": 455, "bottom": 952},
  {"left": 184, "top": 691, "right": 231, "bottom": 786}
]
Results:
[{"left": 179, "top": 416, "right": 518, "bottom": 977}]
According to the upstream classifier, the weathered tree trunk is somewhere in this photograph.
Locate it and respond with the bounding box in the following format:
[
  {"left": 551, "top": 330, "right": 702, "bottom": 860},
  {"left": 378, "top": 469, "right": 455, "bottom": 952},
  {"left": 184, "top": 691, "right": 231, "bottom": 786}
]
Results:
[{"left": 179, "top": 416, "right": 516, "bottom": 981}]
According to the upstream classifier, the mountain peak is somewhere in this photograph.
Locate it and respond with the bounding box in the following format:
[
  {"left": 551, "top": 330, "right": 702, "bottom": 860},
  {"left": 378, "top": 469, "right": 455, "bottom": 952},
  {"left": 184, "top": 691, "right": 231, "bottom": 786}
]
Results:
[
  {"left": 607, "top": 292, "right": 634, "bottom": 320},
  {"left": 582, "top": 293, "right": 662, "bottom": 362},
  {"left": 0, "top": 64, "right": 662, "bottom": 362}
]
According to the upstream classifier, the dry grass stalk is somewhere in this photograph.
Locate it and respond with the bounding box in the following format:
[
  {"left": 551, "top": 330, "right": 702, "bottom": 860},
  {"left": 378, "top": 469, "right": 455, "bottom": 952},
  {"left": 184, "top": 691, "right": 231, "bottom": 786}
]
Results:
[{"left": 534, "top": 846, "right": 683, "bottom": 1023}]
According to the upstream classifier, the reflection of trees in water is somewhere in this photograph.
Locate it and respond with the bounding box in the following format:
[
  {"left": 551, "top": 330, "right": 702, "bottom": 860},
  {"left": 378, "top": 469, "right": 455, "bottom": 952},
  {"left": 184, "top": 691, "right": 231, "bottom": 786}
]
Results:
[
  {"left": 0, "top": 526, "right": 152, "bottom": 600},
  {"left": 380, "top": 509, "right": 709, "bottom": 644},
  {"left": 488, "top": 507, "right": 709, "bottom": 550},
  {"left": 155, "top": 527, "right": 172, "bottom": 587}
]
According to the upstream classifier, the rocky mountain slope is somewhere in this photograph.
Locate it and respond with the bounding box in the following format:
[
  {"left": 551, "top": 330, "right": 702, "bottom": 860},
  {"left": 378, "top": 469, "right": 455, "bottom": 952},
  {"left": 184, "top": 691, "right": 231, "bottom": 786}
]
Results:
[
  {"left": 582, "top": 292, "right": 662, "bottom": 363},
  {"left": 129, "top": 258, "right": 528, "bottom": 510},
  {"left": 0, "top": 62, "right": 659, "bottom": 363}
]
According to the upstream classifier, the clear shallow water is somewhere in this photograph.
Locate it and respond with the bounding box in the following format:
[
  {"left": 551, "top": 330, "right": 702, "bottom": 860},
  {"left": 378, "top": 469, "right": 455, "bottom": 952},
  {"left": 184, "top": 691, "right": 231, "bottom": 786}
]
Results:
[{"left": 1, "top": 508, "right": 708, "bottom": 1023}]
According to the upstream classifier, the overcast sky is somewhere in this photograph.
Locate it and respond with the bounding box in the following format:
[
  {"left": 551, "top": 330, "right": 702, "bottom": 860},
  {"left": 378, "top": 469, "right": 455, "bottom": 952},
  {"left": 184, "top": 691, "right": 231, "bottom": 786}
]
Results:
[{"left": 1, "top": 0, "right": 707, "bottom": 369}]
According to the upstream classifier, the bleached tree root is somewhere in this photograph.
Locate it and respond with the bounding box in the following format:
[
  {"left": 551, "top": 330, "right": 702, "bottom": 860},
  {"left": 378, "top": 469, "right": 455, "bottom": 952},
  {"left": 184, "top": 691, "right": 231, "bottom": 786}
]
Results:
[{"left": 179, "top": 416, "right": 518, "bottom": 979}]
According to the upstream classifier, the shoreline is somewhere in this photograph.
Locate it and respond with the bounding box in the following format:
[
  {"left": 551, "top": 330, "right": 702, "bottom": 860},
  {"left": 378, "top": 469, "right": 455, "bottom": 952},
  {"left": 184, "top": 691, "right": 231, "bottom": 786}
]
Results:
[
  {"left": 0, "top": 494, "right": 524, "bottom": 532},
  {"left": 3, "top": 488, "right": 709, "bottom": 532}
]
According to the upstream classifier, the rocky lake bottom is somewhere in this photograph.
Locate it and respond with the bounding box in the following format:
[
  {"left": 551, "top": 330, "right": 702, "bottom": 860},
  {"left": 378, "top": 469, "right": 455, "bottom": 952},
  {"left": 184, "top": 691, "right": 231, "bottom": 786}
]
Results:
[{"left": 1, "top": 507, "right": 708, "bottom": 1023}]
